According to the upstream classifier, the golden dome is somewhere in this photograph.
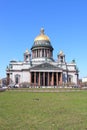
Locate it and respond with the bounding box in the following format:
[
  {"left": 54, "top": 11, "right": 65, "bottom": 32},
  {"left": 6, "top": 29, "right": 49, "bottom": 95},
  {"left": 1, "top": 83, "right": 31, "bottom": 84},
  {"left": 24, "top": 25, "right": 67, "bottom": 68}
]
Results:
[{"left": 34, "top": 28, "right": 50, "bottom": 42}]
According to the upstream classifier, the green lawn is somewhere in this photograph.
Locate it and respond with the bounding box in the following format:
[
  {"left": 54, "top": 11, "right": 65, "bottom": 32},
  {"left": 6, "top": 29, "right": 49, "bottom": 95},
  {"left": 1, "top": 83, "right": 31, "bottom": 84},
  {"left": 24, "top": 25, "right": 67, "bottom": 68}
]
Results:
[{"left": 0, "top": 90, "right": 87, "bottom": 130}]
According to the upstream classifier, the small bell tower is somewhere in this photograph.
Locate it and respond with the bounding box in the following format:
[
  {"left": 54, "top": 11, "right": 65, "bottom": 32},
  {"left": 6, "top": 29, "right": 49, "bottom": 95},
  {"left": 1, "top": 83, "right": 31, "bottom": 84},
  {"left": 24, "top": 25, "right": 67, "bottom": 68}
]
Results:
[
  {"left": 57, "top": 50, "right": 65, "bottom": 63},
  {"left": 24, "top": 49, "right": 31, "bottom": 62}
]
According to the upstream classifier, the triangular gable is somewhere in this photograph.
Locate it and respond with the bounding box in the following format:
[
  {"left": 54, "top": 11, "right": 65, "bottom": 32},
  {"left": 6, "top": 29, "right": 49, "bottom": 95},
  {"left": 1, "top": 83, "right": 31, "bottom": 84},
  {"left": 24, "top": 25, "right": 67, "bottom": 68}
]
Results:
[{"left": 30, "top": 62, "right": 62, "bottom": 71}]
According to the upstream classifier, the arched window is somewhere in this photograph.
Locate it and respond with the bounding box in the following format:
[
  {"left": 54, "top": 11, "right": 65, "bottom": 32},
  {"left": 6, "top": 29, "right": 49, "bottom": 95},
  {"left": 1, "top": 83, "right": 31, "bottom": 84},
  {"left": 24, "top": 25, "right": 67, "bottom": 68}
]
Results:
[
  {"left": 15, "top": 74, "right": 20, "bottom": 84},
  {"left": 68, "top": 75, "right": 73, "bottom": 83}
]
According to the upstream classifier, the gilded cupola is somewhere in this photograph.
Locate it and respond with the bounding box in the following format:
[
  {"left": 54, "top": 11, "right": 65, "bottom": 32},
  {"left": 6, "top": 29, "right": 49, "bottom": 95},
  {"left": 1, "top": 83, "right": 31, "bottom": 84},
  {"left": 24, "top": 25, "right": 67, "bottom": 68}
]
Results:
[
  {"left": 34, "top": 28, "right": 50, "bottom": 42},
  {"left": 31, "top": 28, "right": 53, "bottom": 50}
]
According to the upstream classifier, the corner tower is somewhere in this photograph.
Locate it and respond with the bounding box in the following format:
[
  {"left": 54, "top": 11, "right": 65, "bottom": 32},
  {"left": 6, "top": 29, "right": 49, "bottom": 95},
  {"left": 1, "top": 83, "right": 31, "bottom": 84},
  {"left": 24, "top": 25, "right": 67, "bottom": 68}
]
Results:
[
  {"left": 57, "top": 50, "right": 65, "bottom": 63},
  {"left": 24, "top": 49, "right": 31, "bottom": 62},
  {"left": 31, "top": 28, "right": 54, "bottom": 62}
]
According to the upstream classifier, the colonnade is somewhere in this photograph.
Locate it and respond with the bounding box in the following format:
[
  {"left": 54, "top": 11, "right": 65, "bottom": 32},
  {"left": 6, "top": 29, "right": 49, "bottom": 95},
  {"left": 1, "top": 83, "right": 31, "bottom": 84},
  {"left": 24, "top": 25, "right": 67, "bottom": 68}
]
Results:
[
  {"left": 32, "top": 48, "right": 52, "bottom": 58},
  {"left": 30, "top": 72, "right": 62, "bottom": 86}
]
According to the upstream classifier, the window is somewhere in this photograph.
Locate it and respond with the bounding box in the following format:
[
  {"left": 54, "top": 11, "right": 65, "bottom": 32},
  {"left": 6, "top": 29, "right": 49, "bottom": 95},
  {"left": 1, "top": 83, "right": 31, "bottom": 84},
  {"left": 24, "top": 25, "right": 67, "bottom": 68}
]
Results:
[
  {"left": 69, "top": 77, "right": 71, "bottom": 83},
  {"left": 15, "top": 74, "right": 20, "bottom": 84},
  {"left": 60, "top": 56, "right": 63, "bottom": 62},
  {"left": 26, "top": 55, "right": 28, "bottom": 59},
  {"left": 68, "top": 75, "right": 73, "bottom": 83}
]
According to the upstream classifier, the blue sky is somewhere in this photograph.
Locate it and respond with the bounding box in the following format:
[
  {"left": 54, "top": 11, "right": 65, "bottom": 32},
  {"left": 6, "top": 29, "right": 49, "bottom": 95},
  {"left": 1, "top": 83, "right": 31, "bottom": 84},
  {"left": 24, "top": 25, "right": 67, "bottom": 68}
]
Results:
[{"left": 0, "top": 0, "right": 87, "bottom": 79}]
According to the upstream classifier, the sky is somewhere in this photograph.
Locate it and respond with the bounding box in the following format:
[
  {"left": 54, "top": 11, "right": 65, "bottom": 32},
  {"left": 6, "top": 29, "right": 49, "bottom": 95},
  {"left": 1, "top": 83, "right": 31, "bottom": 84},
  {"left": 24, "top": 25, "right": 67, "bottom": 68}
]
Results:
[{"left": 0, "top": 0, "right": 87, "bottom": 79}]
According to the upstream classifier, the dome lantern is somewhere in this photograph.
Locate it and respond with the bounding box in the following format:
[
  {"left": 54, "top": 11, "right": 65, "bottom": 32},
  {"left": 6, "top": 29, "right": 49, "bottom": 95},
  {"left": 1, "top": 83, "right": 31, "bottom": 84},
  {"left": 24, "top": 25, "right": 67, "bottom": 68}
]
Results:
[{"left": 40, "top": 28, "right": 44, "bottom": 35}]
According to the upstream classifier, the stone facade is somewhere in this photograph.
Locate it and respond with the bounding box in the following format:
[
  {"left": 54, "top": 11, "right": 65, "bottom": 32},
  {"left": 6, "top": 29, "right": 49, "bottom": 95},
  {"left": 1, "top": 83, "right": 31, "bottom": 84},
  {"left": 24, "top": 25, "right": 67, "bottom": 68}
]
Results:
[{"left": 6, "top": 28, "right": 79, "bottom": 87}]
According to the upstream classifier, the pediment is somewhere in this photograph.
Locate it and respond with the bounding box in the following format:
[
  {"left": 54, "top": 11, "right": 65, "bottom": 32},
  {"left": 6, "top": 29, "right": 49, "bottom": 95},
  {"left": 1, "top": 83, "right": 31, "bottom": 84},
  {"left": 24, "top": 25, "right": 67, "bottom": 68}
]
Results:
[{"left": 30, "top": 62, "right": 62, "bottom": 71}]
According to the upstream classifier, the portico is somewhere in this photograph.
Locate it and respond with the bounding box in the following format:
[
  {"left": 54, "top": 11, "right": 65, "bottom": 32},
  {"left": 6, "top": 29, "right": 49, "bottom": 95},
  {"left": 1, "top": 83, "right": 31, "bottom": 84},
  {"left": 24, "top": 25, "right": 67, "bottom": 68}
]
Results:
[
  {"left": 30, "top": 62, "right": 63, "bottom": 87},
  {"left": 30, "top": 71, "right": 62, "bottom": 86}
]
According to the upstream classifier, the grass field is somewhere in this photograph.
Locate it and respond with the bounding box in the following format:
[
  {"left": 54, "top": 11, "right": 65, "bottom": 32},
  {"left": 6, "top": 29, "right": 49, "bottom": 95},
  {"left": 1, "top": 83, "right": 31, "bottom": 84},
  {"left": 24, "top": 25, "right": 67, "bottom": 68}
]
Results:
[{"left": 0, "top": 89, "right": 87, "bottom": 130}]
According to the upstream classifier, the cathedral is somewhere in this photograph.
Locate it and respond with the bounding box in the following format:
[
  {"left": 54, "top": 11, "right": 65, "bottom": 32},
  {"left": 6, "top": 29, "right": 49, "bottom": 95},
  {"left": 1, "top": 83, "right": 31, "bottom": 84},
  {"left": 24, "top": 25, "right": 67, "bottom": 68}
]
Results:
[{"left": 6, "top": 28, "right": 79, "bottom": 87}]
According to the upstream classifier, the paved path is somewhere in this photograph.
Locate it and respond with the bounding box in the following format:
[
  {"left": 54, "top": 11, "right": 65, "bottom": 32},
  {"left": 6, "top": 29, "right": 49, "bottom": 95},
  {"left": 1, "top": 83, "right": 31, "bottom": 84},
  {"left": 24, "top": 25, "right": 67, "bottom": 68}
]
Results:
[{"left": 8, "top": 88, "right": 85, "bottom": 92}]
